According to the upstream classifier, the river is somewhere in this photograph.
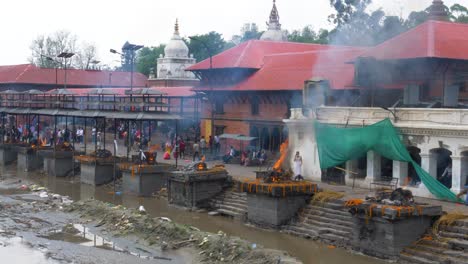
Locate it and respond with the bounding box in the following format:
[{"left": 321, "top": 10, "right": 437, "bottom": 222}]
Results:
[{"left": 2, "top": 165, "right": 386, "bottom": 264}]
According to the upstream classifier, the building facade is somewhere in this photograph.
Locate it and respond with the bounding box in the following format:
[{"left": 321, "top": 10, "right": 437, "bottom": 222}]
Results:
[{"left": 285, "top": 3, "right": 468, "bottom": 199}]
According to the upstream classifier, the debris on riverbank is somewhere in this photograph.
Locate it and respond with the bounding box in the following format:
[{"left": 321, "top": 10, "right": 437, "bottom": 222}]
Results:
[{"left": 66, "top": 199, "right": 300, "bottom": 263}]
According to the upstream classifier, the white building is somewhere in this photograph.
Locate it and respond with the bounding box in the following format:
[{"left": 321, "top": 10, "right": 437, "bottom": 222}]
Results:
[
  {"left": 155, "top": 20, "right": 197, "bottom": 81},
  {"left": 260, "top": 0, "right": 288, "bottom": 42}
]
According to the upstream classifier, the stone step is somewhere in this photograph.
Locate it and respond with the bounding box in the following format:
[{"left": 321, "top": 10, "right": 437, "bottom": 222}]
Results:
[
  {"left": 285, "top": 224, "right": 319, "bottom": 239},
  {"left": 417, "top": 239, "right": 450, "bottom": 249},
  {"left": 448, "top": 239, "right": 468, "bottom": 250},
  {"left": 399, "top": 252, "right": 440, "bottom": 264},
  {"left": 220, "top": 197, "right": 247, "bottom": 204},
  {"left": 212, "top": 200, "right": 247, "bottom": 209},
  {"left": 319, "top": 232, "right": 350, "bottom": 245},
  {"left": 452, "top": 219, "right": 468, "bottom": 228},
  {"left": 301, "top": 209, "right": 354, "bottom": 223},
  {"left": 216, "top": 208, "right": 246, "bottom": 219},
  {"left": 300, "top": 214, "right": 354, "bottom": 228},
  {"left": 439, "top": 231, "right": 468, "bottom": 240},
  {"left": 308, "top": 200, "right": 345, "bottom": 210},
  {"left": 299, "top": 219, "right": 353, "bottom": 235},
  {"left": 443, "top": 225, "right": 468, "bottom": 236},
  {"left": 305, "top": 205, "right": 351, "bottom": 218},
  {"left": 216, "top": 204, "right": 246, "bottom": 214},
  {"left": 403, "top": 247, "right": 467, "bottom": 264}
]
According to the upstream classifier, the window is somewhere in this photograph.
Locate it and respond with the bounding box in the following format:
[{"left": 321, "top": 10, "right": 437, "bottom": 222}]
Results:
[
  {"left": 251, "top": 96, "right": 259, "bottom": 115},
  {"left": 215, "top": 100, "right": 224, "bottom": 114},
  {"left": 215, "top": 126, "right": 225, "bottom": 136}
]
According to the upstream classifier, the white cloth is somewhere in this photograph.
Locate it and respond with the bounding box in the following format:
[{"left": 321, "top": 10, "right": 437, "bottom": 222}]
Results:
[{"left": 294, "top": 158, "right": 302, "bottom": 176}]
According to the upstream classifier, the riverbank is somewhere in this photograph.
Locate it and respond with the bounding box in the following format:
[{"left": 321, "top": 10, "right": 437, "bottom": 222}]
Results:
[
  {"left": 0, "top": 165, "right": 384, "bottom": 264},
  {"left": 0, "top": 181, "right": 300, "bottom": 263}
]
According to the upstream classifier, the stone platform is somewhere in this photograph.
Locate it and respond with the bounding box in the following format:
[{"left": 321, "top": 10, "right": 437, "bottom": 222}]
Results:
[
  {"left": 14, "top": 145, "right": 43, "bottom": 172},
  {"left": 78, "top": 158, "right": 121, "bottom": 185},
  {"left": 167, "top": 168, "right": 228, "bottom": 209},
  {"left": 0, "top": 143, "right": 18, "bottom": 166},
  {"left": 238, "top": 180, "right": 317, "bottom": 227},
  {"left": 350, "top": 202, "right": 443, "bottom": 260},
  {"left": 38, "top": 150, "right": 74, "bottom": 177},
  {"left": 122, "top": 163, "right": 174, "bottom": 196}
]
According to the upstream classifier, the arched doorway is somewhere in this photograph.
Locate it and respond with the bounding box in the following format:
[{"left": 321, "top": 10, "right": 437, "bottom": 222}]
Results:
[
  {"left": 407, "top": 146, "right": 422, "bottom": 186},
  {"left": 271, "top": 127, "right": 281, "bottom": 152},
  {"left": 249, "top": 126, "right": 259, "bottom": 147},
  {"left": 430, "top": 148, "right": 452, "bottom": 188},
  {"left": 260, "top": 127, "right": 270, "bottom": 151}
]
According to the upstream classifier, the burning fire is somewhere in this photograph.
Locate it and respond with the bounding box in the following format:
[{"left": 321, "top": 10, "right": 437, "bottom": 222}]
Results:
[{"left": 273, "top": 140, "right": 289, "bottom": 171}]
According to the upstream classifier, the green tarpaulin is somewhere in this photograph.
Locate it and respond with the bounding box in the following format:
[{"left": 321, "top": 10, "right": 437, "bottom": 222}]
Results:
[{"left": 315, "top": 118, "right": 461, "bottom": 202}]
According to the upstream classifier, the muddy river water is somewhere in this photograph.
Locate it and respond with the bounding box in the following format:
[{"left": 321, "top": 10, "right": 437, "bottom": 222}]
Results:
[{"left": 2, "top": 166, "right": 385, "bottom": 264}]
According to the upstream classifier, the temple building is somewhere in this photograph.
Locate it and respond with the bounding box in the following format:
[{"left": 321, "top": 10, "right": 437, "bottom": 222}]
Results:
[
  {"left": 147, "top": 20, "right": 198, "bottom": 88},
  {"left": 260, "top": 0, "right": 288, "bottom": 42},
  {"left": 285, "top": 0, "right": 468, "bottom": 200}
]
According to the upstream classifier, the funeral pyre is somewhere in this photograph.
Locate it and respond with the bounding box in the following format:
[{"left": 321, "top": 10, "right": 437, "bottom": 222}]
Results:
[
  {"left": 345, "top": 188, "right": 442, "bottom": 220},
  {"left": 75, "top": 149, "right": 121, "bottom": 164},
  {"left": 239, "top": 140, "right": 317, "bottom": 197}
]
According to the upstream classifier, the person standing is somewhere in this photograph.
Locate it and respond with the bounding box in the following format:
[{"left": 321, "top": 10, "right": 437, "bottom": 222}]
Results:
[
  {"left": 214, "top": 135, "right": 220, "bottom": 156},
  {"left": 293, "top": 151, "right": 304, "bottom": 181},
  {"left": 193, "top": 141, "right": 200, "bottom": 162},
  {"left": 179, "top": 139, "right": 186, "bottom": 159},
  {"left": 200, "top": 136, "right": 207, "bottom": 156}
]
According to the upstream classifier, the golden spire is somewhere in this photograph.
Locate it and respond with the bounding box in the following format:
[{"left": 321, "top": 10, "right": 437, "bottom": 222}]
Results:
[{"left": 175, "top": 18, "right": 180, "bottom": 35}]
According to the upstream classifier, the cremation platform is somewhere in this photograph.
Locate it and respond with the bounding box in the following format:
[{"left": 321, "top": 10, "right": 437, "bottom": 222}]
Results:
[
  {"left": 38, "top": 150, "right": 74, "bottom": 177},
  {"left": 348, "top": 202, "right": 443, "bottom": 259},
  {"left": 168, "top": 167, "right": 228, "bottom": 209},
  {"left": 0, "top": 143, "right": 18, "bottom": 166},
  {"left": 239, "top": 180, "right": 317, "bottom": 227},
  {"left": 76, "top": 156, "right": 121, "bottom": 185},
  {"left": 14, "top": 145, "right": 43, "bottom": 172},
  {"left": 122, "top": 163, "right": 174, "bottom": 196}
]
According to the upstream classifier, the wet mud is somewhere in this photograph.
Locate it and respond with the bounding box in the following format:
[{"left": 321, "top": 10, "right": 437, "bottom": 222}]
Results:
[{"left": 0, "top": 165, "right": 385, "bottom": 263}]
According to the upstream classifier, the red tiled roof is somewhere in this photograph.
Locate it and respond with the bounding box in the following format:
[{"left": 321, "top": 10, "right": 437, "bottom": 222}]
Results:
[
  {"left": 187, "top": 40, "right": 345, "bottom": 70},
  {"left": 193, "top": 47, "right": 366, "bottom": 91},
  {"left": 149, "top": 86, "right": 195, "bottom": 97},
  {"left": 361, "top": 20, "right": 468, "bottom": 61},
  {"left": 0, "top": 64, "right": 147, "bottom": 87}
]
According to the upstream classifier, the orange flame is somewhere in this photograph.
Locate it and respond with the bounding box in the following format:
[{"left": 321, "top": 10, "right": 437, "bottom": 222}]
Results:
[{"left": 273, "top": 140, "right": 289, "bottom": 171}]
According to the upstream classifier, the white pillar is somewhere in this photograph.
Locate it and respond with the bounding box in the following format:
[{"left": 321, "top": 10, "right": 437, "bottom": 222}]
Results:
[
  {"left": 451, "top": 156, "right": 465, "bottom": 194},
  {"left": 393, "top": 160, "right": 408, "bottom": 186},
  {"left": 421, "top": 153, "right": 437, "bottom": 178},
  {"left": 345, "top": 159, "right": 358, "bottom": 186},
  {"left": 366, "top": 151, "right": 381, "bottom": 182}
]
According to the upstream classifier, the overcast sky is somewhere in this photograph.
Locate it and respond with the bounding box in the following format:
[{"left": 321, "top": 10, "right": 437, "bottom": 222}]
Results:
[{"left": 0, "top": 0, "right": 461, "bottom": 67}]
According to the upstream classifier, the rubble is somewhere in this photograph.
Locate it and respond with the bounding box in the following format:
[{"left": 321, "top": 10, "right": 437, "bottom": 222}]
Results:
[{"left": 66, "top": 199, "right": 299, "bottom": 263}]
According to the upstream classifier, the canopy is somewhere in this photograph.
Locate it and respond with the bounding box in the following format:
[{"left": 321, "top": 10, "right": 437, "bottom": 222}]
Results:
[{"left": 315, "top": 118, "right": 461, "bottom": 202}]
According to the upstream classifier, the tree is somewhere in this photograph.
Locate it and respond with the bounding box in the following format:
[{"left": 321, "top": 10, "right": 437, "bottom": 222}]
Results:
[
  {"left": 187, "top": 32, "right": 231, "bottom": 62},
  {"left": 135, "top": 45, "right": 165, "bottom": 76},
  {"left": 328, "top": 0, "right": 372, "bottom": 26},
  {"left": 450, "top": 3, "right": 468, "bottom": 23},
  {"left": 29, "top": 30, "right": 99, "bottom": 70}
]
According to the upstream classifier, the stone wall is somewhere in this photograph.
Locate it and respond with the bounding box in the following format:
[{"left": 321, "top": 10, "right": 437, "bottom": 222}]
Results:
[{"left": 285, "top": 107, "right": 468, "bottom": 199}]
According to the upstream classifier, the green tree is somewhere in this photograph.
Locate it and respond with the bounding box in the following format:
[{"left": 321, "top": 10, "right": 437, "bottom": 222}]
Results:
[
  {"left": 187, "top": 32, "right": 231, "bottom": 62},
  {"left": 136, "top": 45, "right": 165, "bottom": 76},
  {"left": 450, "top": 3, "right": 468, "bottom": 23}
]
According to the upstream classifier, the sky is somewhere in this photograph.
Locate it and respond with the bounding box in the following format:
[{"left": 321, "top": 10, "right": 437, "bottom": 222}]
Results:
[{"left": 0, "top": 0, "right": 462, "bottom": 67}]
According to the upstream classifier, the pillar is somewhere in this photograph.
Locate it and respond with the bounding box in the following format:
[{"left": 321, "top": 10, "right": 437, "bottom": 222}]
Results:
[
  {"left": 421, "top": 153, "right": 437, "bottom": 178},
  {"left": 345, "top": 159, "right": 358, "bottom": 186},
  {"left": 451, "top": 156, "right": 466, "bottom": 194},
  {"left": 366, "top": 151, "right": 381, "bottom": 182},
  {"left": 393, "top": 160, "right": 408, "bottom": 186}
]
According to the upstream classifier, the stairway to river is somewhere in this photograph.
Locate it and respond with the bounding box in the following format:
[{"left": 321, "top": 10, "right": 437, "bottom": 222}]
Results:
[
  {"left": 210, "top": 189, "right": 247, "bottom": 220},
  {"left": 282, "top": 199, "right": 354, "bottom": 248},
  {"left": 400, "top": 218, "right": 468, "bottom": 264}
]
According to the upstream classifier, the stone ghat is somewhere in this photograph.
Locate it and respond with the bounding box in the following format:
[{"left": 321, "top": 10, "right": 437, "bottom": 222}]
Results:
[
  {"left": 169, "top": 168, "right": 228, "bottom": 182},
  {"left": 349, "top": 202, "right": 443, "bottom": 220},
  {"left": 237, "top": 180, "right": 318, "bottom": 198}
]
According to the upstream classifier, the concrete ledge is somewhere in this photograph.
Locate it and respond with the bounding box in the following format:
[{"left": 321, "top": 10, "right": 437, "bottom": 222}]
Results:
[
  {"left": 80, "top": 162, "right": 120, "bottom": 185},
  {"left": 122, "top": 164, "right": 174, "bottom": 196}
]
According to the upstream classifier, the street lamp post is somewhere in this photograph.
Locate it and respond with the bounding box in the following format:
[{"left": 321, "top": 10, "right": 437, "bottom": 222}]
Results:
[
  {"left": 57, "top": 52, "right": 75, "bottom": 90},
  {"left": 41, "top": 55, "right": 59, "bottom": 88},
  {"left": 189, "top": 37, "right": 214, "bottom": 145},
  {"left": 110, "top": 42, "right": 143, "bottom": 93}
]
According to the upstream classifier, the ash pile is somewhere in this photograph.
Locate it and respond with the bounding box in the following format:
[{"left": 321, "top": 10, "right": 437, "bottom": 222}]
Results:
[{"left": 366, "top": 188, "right": 414, "bottom": 206}]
